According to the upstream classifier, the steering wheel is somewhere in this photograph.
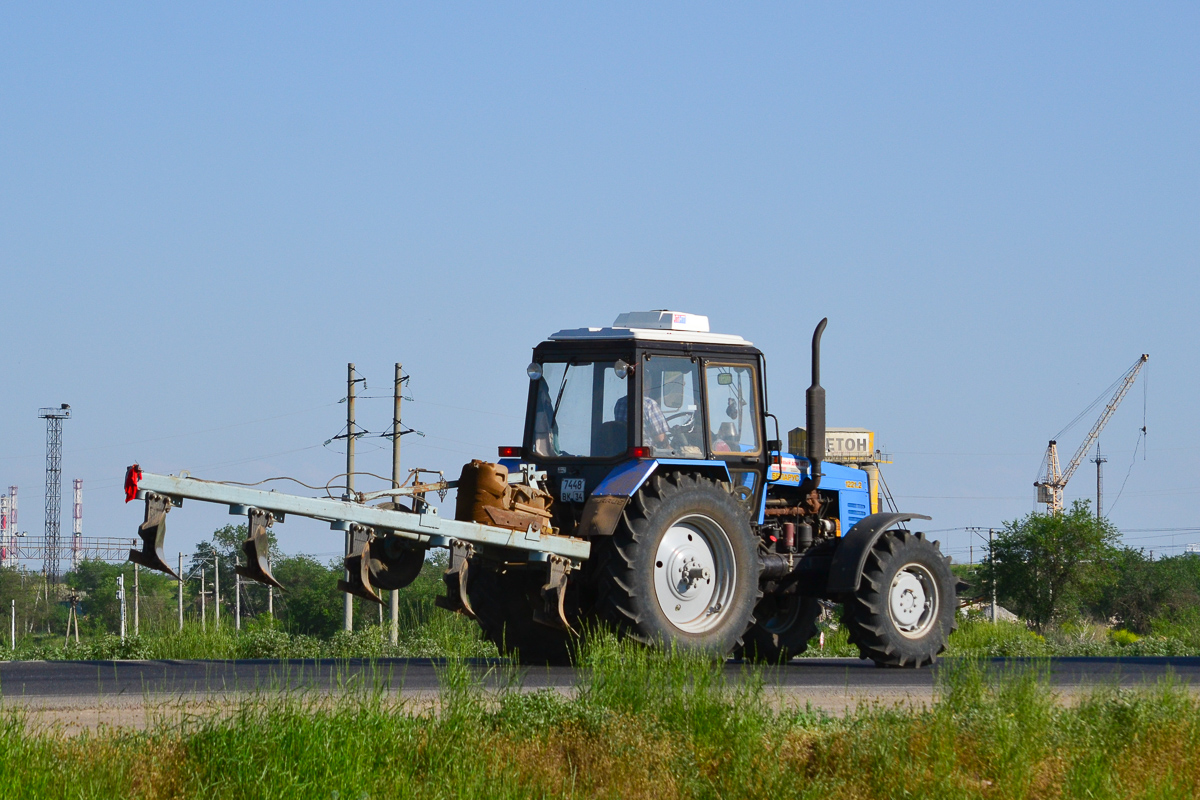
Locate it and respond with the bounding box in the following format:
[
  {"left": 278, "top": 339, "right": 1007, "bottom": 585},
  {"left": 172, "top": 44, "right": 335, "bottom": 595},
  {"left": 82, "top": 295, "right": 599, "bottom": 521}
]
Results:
[{"left": 664, "top": 410, "right": 693, "bottom": 423}]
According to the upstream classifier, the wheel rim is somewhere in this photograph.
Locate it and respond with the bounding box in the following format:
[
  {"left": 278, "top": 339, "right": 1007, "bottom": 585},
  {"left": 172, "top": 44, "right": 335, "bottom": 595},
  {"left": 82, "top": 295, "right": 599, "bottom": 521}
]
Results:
[
  {"left": 653, "top": 514, "right": 737, "bottom": 634},
  {"left": 888, "top": 562, "right": 938, "bottom": 638}
]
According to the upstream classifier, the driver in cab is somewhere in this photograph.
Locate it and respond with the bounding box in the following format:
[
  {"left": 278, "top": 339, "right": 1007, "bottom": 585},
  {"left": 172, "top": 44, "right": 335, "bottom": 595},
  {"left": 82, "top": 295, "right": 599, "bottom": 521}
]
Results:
[
  {"left": 613, "top": 392, "right": 670, "bottom": 450},
  {"left": 614, "top": 368, "right": 702, "bottom": 458}
]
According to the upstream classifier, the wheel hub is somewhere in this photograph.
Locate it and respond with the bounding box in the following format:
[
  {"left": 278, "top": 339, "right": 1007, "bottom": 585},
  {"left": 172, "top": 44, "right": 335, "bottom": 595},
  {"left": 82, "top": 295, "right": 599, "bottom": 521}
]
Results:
[
  {"left": 888, "top": 563, "right": 938, "bottom": 638},
  {"left": 653, "top": 516, "right": 735, "bottom": 633}
]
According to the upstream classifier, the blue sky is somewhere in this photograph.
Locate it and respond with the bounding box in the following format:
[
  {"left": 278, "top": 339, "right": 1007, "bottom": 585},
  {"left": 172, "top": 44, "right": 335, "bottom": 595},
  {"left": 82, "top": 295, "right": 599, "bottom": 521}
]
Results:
[{"left": 1, "top": 3, "right": 1197, "bottom": 565}]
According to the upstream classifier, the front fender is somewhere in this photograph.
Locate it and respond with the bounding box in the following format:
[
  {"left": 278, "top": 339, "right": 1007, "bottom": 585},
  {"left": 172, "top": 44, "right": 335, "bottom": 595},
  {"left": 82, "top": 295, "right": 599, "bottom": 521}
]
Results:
[
  {"left": 576, "top": 459, "right": 733, "bottom": 537},
  {"left": 826, "top": 512, "right": 932, "bottom": 594}
]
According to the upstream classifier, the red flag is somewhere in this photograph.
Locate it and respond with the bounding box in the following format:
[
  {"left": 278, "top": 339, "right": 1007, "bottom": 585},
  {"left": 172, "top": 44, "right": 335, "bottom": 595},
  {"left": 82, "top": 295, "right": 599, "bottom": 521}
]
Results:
[{"left": 124, "top": 464, "right": 143, "bottom": 502}]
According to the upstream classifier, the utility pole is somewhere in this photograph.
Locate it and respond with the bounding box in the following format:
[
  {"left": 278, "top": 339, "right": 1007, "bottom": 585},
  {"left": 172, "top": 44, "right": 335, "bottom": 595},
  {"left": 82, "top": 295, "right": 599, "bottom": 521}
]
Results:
[
  {"left": 133, "top": 564, "right": 140, "bottom": 637},
  {"left": 10, "top": 599, "right": 14, "bottom": 651},
  {"left": 117, "top": 574, "right": 127, "bottom": 641},
  {"left": 235, "top": 564, "right": 241, "bottom": 631},
  {"left": 968, "top": 526, "right": 999, "bottom": 622},
  {"left": 344, "top": 362, "right": 357, "bottom": 633},
  {"left": 267, "top": 556, "right": 274, "bottom": 618},
  {"left": 390, "top": 362, "right": 402, "bottom": 645},
  {"left": 65, "top": 593, "right": 80, "bottom": 645},
  {"left": 989, "top": 528, "right": 997, "bottom": 623},
  {"left": 72, "top": 478, "right": 82, "bottom": 571},
  {"left": 178, "top": 552, "right": 184, "bottom": 631},
  {"left": 200, "top": 567, "right": 206, "bottom": 630},
  {"left": 1093, "top": 444, "right": 1107, "bottom": 519},
  {"left": 214, "top": 554, "right": 220, "bottom": 627}
]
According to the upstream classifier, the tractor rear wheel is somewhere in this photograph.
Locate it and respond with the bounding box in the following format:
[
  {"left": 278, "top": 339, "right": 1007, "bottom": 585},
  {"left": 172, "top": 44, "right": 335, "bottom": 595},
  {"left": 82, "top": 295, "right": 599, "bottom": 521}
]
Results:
[
  {"left": 594, "top": 472, "right": 761, "bottom": 656},
  {"left": 842, "top": 530, "right": 957, "bottom": 667},
  {"left": 738, "top": 594, "right": 822, "bottom": 662},
  {"left": 467, "top": 567, "right": 572, "bottom": 665}
]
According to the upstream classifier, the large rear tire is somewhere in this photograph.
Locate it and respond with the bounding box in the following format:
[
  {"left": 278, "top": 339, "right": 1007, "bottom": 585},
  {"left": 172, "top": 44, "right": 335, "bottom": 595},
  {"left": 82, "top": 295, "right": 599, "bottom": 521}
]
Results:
[
  {"left": 739, "top": 594, "right": 822, "bottom": 662},
  {"left": 466, "top": 567, "right": 571, "bottom": 665},
  {"left": 594, "top": 472, "right": 761, "bottom": 656},
  {"left": 842, "top": 530, "right": 957, "bottom": 667}
]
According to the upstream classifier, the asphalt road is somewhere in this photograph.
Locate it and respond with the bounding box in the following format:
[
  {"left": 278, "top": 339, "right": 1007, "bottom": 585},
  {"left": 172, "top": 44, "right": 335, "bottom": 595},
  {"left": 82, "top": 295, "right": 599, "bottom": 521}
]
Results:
[{"left": 2, "top": 657, "right": 1197, "bottom": 701}]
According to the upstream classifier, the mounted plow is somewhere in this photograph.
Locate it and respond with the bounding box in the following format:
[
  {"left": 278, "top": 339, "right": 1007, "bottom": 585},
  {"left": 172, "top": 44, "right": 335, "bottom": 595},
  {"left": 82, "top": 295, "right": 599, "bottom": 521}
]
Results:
[{"left": 123, "top": 463, "right": 588, "bottom": 629}]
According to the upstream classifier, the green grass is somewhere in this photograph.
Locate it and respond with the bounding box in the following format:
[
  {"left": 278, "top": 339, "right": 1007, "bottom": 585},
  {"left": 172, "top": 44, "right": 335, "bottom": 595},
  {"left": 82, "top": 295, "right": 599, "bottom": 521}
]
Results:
[
  {"left": 8, "top": 612, "right": 1200, "bottom": 663},
  {"left": 2, "top": 636, "right": 1199, "bottom": 798},
  {"left": 796, "top": 613, "right": 1200, "bottom": 661},
  {"left": 945, "top": 617, "right": 1198, "bottom": 658}
]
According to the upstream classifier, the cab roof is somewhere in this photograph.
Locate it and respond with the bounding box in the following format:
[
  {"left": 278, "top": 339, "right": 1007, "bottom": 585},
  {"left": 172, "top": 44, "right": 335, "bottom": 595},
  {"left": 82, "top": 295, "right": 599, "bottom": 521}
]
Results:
[{"left": 549, "top": 310, "right": 752, "bottom": 346}]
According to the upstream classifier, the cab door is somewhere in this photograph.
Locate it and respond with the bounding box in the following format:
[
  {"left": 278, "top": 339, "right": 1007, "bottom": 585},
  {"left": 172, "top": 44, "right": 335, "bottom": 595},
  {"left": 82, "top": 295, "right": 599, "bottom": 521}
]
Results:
[{"left": 702, "top": 361, "right": 766, "bottom": 513}]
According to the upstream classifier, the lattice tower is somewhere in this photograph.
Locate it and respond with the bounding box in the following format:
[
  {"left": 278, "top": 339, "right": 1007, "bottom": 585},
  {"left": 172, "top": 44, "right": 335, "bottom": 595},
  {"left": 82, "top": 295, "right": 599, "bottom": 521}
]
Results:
[{"left": 38, "top": 406, "right": 70, "bottom": 582}]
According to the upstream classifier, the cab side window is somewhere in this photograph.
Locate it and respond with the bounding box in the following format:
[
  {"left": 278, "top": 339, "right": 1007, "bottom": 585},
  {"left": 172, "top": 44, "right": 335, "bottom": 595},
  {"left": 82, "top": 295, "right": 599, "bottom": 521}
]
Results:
[{"left": 705, "top": 364, "right": 760, "bottom": 455}]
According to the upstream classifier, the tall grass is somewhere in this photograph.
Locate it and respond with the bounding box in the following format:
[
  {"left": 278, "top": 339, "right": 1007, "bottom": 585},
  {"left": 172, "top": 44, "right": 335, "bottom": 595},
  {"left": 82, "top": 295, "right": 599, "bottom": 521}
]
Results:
[
  {"left": 2, "top": 637, "right": 1199, "bottom": 798},
  {"left": 946, "top": 617, "right": 1198, "bottom": 658}
]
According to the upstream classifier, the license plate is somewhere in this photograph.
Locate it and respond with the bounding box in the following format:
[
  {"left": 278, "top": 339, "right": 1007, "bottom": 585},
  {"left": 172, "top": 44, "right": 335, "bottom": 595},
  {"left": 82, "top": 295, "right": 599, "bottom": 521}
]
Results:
[{"left": 560, "top": 478, "right": 585, "bottom": 503}]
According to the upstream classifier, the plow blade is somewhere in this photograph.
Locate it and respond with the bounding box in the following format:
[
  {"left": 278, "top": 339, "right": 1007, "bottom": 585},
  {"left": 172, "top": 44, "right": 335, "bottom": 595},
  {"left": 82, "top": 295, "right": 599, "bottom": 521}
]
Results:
[
  {"left": 435, "top": 539, "right": 476, "bottom": 618},
  {"left": 338, "top": 525, "right": 384, "bottom": 605},
  {"left": 234, "top": 509, "right": 284, "bottom": 590},
  {"left": 129, "top": 493, "right": 180, "bottom": 579}
]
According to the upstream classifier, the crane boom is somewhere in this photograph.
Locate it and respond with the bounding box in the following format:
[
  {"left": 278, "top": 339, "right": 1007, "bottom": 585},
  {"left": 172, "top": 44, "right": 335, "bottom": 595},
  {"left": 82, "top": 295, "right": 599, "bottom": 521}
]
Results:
[{"left": 1035, "top": 354, "right": 1148, "bottom": 513}]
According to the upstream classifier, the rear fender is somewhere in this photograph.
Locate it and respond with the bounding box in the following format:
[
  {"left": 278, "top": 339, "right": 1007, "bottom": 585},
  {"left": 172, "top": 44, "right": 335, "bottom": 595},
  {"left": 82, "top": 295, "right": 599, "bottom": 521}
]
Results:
[
  {"left": 576, "top": 459, "right": 732, "bottom": 537},
  {"left": 826, "top": 512, "right": 932, "bottom": 594}
]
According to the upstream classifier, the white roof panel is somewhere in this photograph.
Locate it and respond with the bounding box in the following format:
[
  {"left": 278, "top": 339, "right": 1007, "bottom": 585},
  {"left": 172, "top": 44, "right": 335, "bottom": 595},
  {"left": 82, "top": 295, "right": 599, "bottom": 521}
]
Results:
[
  {"left": 549, "top": 310, "right": 752, "bottom": 345},
  {"left": 612, "top": 310, "right": 709, "bottom": 332}
]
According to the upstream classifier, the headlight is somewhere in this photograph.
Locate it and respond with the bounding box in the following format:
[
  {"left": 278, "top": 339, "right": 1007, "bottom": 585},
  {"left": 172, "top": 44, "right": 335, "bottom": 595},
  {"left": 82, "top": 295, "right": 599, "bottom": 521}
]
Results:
[{"left": 527, "top": 362, "right": 542, "bottom": 380}]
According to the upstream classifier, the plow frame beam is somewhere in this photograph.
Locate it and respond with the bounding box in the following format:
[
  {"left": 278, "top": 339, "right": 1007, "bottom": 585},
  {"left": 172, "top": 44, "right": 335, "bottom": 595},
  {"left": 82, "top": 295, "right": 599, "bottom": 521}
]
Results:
[{"left": 132, "top": 471, "right": 591, "bottom": 563}]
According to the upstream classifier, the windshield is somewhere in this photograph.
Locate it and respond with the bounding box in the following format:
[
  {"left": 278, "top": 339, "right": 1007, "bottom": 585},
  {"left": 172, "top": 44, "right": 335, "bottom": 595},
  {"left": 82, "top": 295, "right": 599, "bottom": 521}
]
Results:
[{"left": 531, "top": 361, "right": 629, "bottom": 458}]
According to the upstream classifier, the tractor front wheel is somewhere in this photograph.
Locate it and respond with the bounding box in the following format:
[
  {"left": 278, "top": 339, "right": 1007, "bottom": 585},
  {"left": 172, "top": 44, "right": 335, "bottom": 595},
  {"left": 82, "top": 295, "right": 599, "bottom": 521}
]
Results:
[{"left": 842, "top": 530, "right": 957, "bottom": 667}]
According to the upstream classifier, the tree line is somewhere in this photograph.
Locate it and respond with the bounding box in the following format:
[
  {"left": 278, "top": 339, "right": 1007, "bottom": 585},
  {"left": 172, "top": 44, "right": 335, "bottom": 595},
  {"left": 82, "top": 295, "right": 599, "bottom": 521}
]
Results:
[
  {"left": 7, "top": 506, "right": 1197, "bottom": 645},
  {"left": 1, "top": 524, "right": 445, "bottom": 643},
  {"left": 972, "top": 500, "right": 1200, "bottom": 633}
]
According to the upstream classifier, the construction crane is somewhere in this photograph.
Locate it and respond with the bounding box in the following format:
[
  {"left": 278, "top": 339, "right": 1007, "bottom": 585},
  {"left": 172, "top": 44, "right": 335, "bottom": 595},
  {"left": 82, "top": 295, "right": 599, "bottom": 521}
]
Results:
[{"left": 1035, "top": 354, "right": 1148, "bottom": 513}]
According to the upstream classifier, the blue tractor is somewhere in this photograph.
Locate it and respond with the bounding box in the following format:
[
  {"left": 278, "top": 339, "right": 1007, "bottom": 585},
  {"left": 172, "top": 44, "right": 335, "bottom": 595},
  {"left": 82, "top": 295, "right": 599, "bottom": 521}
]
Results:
[
  {"left": 121, "top": 310, "right": 958, "bottom": 667},
  {"left": 462, "top": 311, "right": 959, "bottom": 665}
]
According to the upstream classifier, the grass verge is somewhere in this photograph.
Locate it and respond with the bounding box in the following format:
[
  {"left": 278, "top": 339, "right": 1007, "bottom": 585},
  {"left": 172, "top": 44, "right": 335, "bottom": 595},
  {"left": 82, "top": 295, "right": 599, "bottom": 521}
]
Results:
[
  {"left": 2, "top": 634, "right": 1199, "bottom": 798},
  {"left": 9, "top": 612, "right": 1199, "bottom": 663}
]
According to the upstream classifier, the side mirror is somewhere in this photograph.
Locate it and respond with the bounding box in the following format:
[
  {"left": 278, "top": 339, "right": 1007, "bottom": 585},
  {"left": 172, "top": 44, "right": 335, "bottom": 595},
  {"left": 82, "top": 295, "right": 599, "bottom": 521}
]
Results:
[{"left": 767, "top": 439, "right": 782, "bottom": 452}]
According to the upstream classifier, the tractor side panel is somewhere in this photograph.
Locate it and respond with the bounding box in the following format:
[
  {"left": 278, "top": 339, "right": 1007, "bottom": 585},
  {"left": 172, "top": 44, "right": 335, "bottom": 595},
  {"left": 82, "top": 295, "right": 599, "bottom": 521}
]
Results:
[{"left": 818, "top": 462, "right": 872, "bottom": 532}]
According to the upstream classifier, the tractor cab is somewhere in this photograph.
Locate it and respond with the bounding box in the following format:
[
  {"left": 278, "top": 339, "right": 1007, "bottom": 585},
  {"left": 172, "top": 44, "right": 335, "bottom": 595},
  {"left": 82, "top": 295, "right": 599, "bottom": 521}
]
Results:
[{"left": 514, "top": 311, "right": 769, "bottom": 531}]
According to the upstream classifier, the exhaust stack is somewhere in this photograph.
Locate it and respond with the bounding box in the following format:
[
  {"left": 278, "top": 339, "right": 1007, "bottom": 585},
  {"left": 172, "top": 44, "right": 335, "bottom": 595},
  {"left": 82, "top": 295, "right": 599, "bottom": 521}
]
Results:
[{"left": 806, "top": 318, "right": 828, "bottom": 486}]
